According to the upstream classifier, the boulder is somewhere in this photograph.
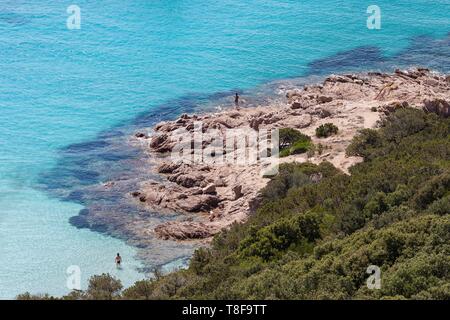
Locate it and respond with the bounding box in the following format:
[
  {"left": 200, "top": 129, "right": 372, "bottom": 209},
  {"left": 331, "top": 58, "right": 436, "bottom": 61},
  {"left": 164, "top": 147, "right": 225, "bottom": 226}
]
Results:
[
  {"left": 286, "top": 89, "right": 302, "bottom": 100},
  {"left": 379, "top": 101, "right": 408, "bottom": 115},
  {"left": 157, "top": 162, "right": 181, "bottom": 174},
  {"left": 424, "top": 78, "right": 439, "bottom": 87},
  {"left": 144, "top": 191, "right": 164, "bottom": 205},
  {"left": 154, "top": 122, "right": 181, "bottom": 133},
  {"left": 291, "top": 101, "right": 303, "bottom": 109},
  {"left": 294, "top": 114, "right": 313, "bottom": 129},
  {"left": 264, "top": 113, "right": 280, "bottom": 124},
  {"left": 321, "top": 109, "right": 332, "bottom": 118},
  {"left": 175, "top": 114, "right": 190, "bottom": 124},
  {"left": 189, "top": 187, "right": 203, "bottom": 195},
  {"left": 232, "top": 185, "right": 243, "bottom": 200},
  {"left": 150, "top": 134, "right": 167, "bottom": 148},
  {"left": 318, "top": 96, "right": 333, "bottom": 104},
  {"left": 395, "top": 69, "right": 418, "bottom": 79},
  {"left": 176, "top": 195, "right": 220, "bottom": 212},
  {"left": 324, "top": 75, "right": 352, "bottom": 83},
  {"left": 167, "top": 173, "right": 182, "bottom": 183},
  {"left": 150, "top": 133, "right": 174, "bottom": 152},
  {"left": 175, "top": 174, "right": 204, "bottom": 188},
  {"left": 177, "top": 193, "right": 188, "bottom": 200},
  {"left": 154, "top": 221, "right": 213, "bottom": 240},
  {"left": 214, "top": 177, "right": 227, "bottom": 187},
  {"left": 202, "top": 183, "right": 217, "bottom": 195},
  {"left": 249, "top": 117, "right": 264, "bottom": 130},
  {"left": 314, "top": 108, "right": 332, "bottom": 119},
  {"left": 423, "top": 99, "right": 450, "bottom": 118}
]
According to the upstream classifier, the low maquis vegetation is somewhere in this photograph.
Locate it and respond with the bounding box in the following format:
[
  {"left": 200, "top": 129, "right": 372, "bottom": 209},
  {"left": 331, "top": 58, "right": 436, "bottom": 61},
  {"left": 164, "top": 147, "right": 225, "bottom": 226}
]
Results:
[
  {"left": 278, "top": 128, "right": 313, "bottom": 157},
  {"left": 17, "top": 273, "right": 123, "bottom": 300},
  {"left": 19, "top": 108, "right": 450, "bottom": 300},
  {"left": 315, "top": 123, "right": 339, "bottom": 138}
]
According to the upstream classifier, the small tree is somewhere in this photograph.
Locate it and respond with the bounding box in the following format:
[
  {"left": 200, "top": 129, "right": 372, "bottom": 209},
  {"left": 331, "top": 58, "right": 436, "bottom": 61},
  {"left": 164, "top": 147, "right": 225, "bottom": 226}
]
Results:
[
  {"left": 346, "top": 128, "right": 380, "bottom": 157},
  {"left": 279, "top": 128, "right": 310, "bottom": 149},
  {"left": 278, "top": 128, "right": 312, "bottom": 157},
  {"left": 122, "top": 280, "right": 155, "bottom": 300},
  {"left": 86, "top": 273, "right": 123, "bottom": 300}
]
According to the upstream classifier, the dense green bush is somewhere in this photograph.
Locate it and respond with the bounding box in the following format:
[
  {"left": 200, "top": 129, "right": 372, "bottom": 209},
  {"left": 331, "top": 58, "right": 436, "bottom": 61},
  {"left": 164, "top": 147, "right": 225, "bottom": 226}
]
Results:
[
  {"left": 86, "top": 273, "right": 123, "bottom": 300},
  {"left": 278, "top": 128, "right": 313, "bottom": 157},
  {"left": 238, "top": 210, "right": 326, "bottom": 261},
  {"left": 315, "top": 123, "right": 339, "bottom": 138}
]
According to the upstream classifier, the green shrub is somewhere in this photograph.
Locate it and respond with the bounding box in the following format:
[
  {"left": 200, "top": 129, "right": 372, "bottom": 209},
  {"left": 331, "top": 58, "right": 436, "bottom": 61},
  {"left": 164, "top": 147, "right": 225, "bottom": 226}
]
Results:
[
  {"left": 86, "top": 273, "right": 123, "bottom": 300},
  {"left": 346, "top": 128, "right": 381, "bottom": 157},
  {"left": 279, "top": 128, "right": 310, "bottom": 149},
  {"left": 122, "top": 280, "right": 155, "bottom": 300},
  {"left": 427, "top": 195, "right": 450, "bottom": 216},
  {"left": 278, "top": 128, "right": 312, "bottom": 157},
  {"left": 239, "top": 210, "right": 324, "bottom": 261},
  {"left": 315, "top": 123, "right": 339, "bottom": 138}
]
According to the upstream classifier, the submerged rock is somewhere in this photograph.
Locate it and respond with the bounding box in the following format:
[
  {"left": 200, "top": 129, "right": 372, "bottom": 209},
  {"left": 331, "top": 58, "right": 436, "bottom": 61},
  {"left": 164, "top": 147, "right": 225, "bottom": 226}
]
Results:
[
  {"left": 154, "top": 221, "right": 214, "bottom": 240},
  {"left": 135, "top": 132, "right": 148, "bottom": 138}
]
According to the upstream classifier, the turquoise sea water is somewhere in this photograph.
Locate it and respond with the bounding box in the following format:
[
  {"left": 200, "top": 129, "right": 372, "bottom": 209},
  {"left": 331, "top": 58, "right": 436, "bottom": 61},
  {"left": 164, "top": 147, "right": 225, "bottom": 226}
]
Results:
[{"left": 0, "top": 1, "right": 449, "bottom": 298}]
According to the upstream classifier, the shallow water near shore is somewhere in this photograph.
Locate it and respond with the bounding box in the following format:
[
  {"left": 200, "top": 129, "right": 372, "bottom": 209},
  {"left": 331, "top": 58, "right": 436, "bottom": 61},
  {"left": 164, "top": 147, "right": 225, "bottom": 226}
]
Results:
[{"left": 0, "top": 0, "right": 449, "bottom": 298}]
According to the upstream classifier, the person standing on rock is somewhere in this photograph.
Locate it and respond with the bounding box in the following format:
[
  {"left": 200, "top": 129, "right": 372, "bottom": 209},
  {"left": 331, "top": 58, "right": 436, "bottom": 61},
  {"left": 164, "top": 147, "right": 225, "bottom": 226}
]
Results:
[
  {"left": 234, "top": 93, "right": 240, "bottom": 108},
  {"left": 115, "top": 253, "right": 122, "bottom": 268}
]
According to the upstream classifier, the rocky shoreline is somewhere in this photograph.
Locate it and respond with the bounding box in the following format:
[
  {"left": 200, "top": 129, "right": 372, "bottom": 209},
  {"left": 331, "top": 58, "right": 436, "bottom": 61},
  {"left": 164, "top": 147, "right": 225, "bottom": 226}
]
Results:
[
  {"left": 128, "top": 68, "right": 450, "bottom": 242},
  {"left": 81, "top": 68, "right": 450, "bottom": 253}
]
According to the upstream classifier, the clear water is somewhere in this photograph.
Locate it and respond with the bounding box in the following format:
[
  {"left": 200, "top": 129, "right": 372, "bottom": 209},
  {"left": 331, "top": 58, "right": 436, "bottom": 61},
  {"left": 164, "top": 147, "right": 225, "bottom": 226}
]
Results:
[{"left": 0, "top": 0, "right": 449, "bottom": 298}]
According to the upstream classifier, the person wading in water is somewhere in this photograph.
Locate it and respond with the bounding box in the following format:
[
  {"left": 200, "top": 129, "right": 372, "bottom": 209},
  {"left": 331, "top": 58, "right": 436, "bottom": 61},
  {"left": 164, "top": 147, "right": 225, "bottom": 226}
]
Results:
[
  {"left": 115, "top": 253, "right": 122, "bottom": 268},
  {"left": 234, "top": 93, "right": 240, "bottom": 108}
]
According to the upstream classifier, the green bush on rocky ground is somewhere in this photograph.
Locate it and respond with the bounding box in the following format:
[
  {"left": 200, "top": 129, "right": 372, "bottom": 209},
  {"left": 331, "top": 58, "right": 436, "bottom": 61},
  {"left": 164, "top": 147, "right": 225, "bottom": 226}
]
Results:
[
  {"left": 278, "top": 128, "right": 313, "bottom": 157},
  {"left": 315, "top": 123, "right": 339, "bottom": 138}
]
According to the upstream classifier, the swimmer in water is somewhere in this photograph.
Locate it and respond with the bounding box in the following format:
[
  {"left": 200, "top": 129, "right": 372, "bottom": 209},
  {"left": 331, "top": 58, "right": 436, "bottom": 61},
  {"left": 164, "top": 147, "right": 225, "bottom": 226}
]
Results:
[{"left": 115, "top": 253, "right": 122, "bottom": 268}]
